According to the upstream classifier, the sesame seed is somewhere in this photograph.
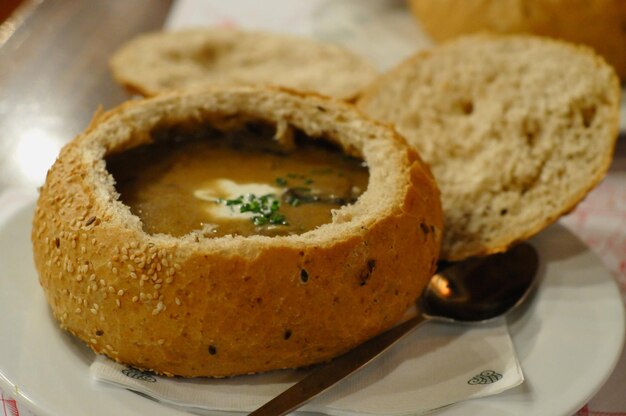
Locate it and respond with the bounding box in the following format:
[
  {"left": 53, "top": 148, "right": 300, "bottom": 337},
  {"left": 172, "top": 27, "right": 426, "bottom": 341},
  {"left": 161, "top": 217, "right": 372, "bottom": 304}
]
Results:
[
  {"left": 93, "top": 303, "right": 99, "bottom": 310},
  {"left": 111, "top": 267, "right": 118, "bottom": 274},
  {"left": 117, "top": 289, "right": 124, "bottom": 296},
  {"left": 76, "top": 275, "right": 83, "bottom": 282},
  {"left": 157, "top": 339, "right": 165, "bottom": 345},
  {"left": 132, "top": 296, "right": 138, "bottom": 303},
  {"left": 89, "top": 274, "right": 96, "bottom": 281},
  {"left": 175, "top": 297, "right": 181, "bottom": 306},
  {"left": 90, "top": 308, "right": 97, "bottom": 315},
  {"left": 115, "top": 299, "right": 121, "bottom": 308},
  {"left": 99, "top": 279, "right": 105, "bottom": 286},
  {"left": 121, "top": 255, "right": 129, "bottom": 261},
  {"left": 90, "top": 338, "right": 98, "bottom": 345},
  {"left": 154, "top": 284, "right": 162, "bottom": 290},
  {"left": 165, "top": 277, "right": 173, "bottom": 284},
  {"left": 130, "top": 272, "right": 137, "bottom": 279},
  {"left": 130, "top": 242, "right": 138, "bottom": 249},
  {"left": 108, "top": 286, "right": 114, "bottom": 293},
  {"left": 75, "top": 308, "right": 82, "bottom": 313}
]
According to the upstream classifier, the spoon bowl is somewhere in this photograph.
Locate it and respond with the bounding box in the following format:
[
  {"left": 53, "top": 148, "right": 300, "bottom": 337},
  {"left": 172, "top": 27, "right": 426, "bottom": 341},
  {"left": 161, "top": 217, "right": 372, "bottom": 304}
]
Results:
[
  {"left": 250, "top": 242, "right": 540, "bottom": 416},
  {"left": 422, "top": 242, "right": 539, "bottom": 323}
]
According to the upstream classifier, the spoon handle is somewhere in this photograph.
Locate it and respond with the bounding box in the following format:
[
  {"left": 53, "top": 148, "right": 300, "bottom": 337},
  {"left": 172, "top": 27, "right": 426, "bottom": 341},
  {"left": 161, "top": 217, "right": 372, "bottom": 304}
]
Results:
[{"left": 249, "top": 313, "right": 428, "bottom": 416}]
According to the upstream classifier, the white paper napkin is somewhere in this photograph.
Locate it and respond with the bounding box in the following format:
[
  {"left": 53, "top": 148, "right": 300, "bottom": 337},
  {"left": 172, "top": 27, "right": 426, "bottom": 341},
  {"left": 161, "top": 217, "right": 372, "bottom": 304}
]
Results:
[{"left": 91, "top": 317, "right": 523, "bottom": 415}]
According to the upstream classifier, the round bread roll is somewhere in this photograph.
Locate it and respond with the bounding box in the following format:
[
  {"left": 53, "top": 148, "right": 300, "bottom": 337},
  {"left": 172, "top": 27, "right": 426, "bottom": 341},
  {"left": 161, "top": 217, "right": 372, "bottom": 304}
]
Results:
[
  {"left": 407, "top": 0, "right": 626, "bottom": 80},
  {"left": 110, "top": 28, "right": 379, "bottom": 101},
  {"left": 32, "top": 86, "right": 442, "bottom": 377},
  {"left": 358, "top": 34, "right": 620, "bottom": 261}
]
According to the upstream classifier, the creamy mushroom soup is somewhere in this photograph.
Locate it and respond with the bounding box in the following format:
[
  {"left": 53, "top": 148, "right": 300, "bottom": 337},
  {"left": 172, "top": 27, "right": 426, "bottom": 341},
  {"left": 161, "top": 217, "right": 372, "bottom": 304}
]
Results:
[{"left": 106, "top": 125, "right": 369, "bottom": 237}]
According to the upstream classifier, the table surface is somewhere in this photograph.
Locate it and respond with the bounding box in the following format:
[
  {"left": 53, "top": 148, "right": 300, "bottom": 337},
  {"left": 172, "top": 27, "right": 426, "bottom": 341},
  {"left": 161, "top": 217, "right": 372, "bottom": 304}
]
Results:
[{"left": 0, "top": 1, "right": 625, "bottom": 416}]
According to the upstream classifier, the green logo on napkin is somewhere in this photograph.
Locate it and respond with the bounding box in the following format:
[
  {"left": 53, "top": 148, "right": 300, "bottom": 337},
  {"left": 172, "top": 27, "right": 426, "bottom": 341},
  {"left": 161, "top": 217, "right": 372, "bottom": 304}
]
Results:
[
  {"left": 467, "top": 370, "right": 503, "bottom": 385},
  {"left": 122, "top": 367, "right": 158, "bottom": 383}
]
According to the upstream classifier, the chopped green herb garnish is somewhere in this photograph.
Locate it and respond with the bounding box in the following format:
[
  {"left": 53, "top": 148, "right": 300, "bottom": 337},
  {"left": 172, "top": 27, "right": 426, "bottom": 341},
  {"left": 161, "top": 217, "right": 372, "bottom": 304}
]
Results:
[
  {"left": 218, "top": 194, "right": 288, "bottom": 226},
  {"left": 304, "top": 178, "right": 314, "bottom": 185},
  {"left": 275, "top": 177, "right": 288, "bottom": 187}
]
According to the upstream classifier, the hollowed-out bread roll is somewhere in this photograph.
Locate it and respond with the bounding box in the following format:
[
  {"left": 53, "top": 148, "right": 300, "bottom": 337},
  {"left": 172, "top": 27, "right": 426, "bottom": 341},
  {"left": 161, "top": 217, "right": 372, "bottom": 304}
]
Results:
[
  {"left": 109, "top": 28, "right": 379, "bottom": 101},
  {"left": 358, "top": 34, "right": 620, "bottom": 261},
  {"left": 32, "top": 87, "right": 442, "bottom": 377},
  {"left": 407, "top": 0, "right": 626, "bottom": 80}
]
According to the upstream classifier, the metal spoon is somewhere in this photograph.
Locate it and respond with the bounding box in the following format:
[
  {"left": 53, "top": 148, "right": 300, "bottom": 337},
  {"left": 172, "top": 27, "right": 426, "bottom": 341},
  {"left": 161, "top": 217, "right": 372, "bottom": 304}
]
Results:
[{"left": 249, "top": 242, "right": 539, "bottom": 416}]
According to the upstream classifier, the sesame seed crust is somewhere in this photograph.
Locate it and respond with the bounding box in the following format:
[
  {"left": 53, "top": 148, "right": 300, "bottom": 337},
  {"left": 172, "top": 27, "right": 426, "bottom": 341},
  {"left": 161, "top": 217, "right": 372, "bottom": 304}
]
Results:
[{"left": 31, "top": 86, "right": 442, "bottom": 377}]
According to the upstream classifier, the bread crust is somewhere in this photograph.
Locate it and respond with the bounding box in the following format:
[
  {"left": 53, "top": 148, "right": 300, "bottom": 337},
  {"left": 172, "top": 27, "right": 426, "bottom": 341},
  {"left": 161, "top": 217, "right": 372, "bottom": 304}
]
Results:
[
  {"left": 408, "top": 0, "right": 626, "bottom": 80},
  {"left": 32, "top": 87, "right": 442, "bottom": 377},
  {"left": 109, "top": 28, "right": 379, "bottom": 101},
  {"left": 358, "top": 34, "right": 620, "bottom": 260}
]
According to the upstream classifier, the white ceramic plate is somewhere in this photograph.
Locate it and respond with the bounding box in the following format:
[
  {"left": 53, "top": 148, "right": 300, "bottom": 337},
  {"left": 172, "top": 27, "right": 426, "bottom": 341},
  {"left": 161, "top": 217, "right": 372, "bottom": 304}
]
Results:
[{"left": 0, "top": 200, "right": 624, "bottom": 416}]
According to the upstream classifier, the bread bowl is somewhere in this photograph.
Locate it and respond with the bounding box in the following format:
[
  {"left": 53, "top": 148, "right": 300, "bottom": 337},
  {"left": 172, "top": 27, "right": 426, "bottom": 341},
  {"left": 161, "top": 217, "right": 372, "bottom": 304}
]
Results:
[
  {"left": 110, "top": 28, "right": 379, "bottom": 100},
  {"left": 31, "top": 86, "right": 442, "bottom": 377},
  {"left": 358, "top": 34, "right": 620, "bottom": 260}
]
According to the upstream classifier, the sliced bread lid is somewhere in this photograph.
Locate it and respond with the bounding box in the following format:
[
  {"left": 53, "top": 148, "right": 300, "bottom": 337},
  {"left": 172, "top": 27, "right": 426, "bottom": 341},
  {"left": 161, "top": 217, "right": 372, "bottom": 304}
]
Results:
[
  {"left": 358, "top": 34, "right": 621, "bottom": 261},
  {"left": 110, "top": 28, "right": 379, "bottom": 101}
]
